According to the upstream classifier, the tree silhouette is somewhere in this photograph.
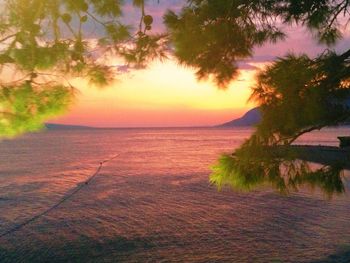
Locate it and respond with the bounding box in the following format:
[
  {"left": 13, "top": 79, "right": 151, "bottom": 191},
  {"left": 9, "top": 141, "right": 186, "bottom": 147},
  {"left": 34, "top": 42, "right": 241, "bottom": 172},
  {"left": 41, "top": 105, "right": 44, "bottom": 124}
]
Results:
[
  {"left": 1, "top": 0, "right": 350, "bottom": 137},
  {"left": 0, "top": 0, "right": 167, "bottom": 137},
  {"left": 164, "top": 0, "right": 350, "bottom": 87},
  {"left": 210, "top": 143, "right": 346, "bottom": 198},
  {"left": 249, "top": 52, "right": 350, "bottom": 145},
  {"left": 166, "top": 0, "right": 350, "bottom": 145}
]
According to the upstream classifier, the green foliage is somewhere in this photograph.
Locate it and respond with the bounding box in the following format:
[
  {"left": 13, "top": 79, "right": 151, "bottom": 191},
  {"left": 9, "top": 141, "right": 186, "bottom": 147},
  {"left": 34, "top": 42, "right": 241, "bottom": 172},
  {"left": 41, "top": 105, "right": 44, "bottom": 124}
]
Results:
[
  {"left": 120, "top": 33, "right": 169, "bottom": 68},
  {"left": 164, "top": 1, "right": 285, "bottom": 88},
  {"left": 0, "top": 81, "right": 73, "bottom": 138},
  {"left": 1, "top": 0, "right": 350, "bottom": 137},
  {"left": 164, "top": 0, "right": 350, "bottom": 88},
  {"left": 0, "top": 0, "right": 168, "bottom": 137},
  {"left": 87, "top": 65, "right": 114, "bottom": 87},
  {"left": 210, "top": 144, "right": 345, "bottom": 198},
  {"left": 210, "top": 154, "right": 267, "bottom": 192},
  {"left": 276, "top": 0, "right": 348, "bottom": 45},
  {"left": 249, "top": 52, "right": 350, "bottom": 145}
]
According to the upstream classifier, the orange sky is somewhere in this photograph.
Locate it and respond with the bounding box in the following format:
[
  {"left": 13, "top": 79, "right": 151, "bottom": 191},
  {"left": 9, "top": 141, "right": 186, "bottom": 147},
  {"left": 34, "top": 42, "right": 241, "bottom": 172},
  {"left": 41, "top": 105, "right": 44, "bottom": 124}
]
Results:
[
  {"left": 49, "top": 1, "right": 350, "bottom": 128},
  {"left": 51, "top": 60, "right": 258, "bottom": 127}
]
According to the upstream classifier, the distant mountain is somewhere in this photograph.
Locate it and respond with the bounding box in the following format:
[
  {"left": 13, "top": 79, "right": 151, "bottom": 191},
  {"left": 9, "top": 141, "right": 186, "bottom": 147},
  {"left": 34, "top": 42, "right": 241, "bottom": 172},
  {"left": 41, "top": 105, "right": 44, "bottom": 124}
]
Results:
[
  {"left": 45, "top": 123, "right": 96, "bottom": 130},
  {"left": 218, "top": 102, "right": 350, "bottom": 128},
  {"left": 217, "top": 108, "right": 261, "bottom": 127}
]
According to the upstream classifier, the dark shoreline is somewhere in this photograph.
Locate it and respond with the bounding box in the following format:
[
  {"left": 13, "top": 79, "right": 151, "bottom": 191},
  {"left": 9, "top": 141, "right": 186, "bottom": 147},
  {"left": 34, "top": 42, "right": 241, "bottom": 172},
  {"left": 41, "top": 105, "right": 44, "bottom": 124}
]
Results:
[{"left": 277, "top": 145, "right": 350, "bottom": 169}]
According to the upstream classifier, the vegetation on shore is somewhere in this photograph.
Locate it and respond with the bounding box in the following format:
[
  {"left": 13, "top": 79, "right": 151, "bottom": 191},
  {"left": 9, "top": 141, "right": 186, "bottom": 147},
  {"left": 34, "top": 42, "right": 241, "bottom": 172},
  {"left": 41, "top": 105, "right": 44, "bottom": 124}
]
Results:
[{"left": 210, "top": 143, "right": 347, "bottom": 198}]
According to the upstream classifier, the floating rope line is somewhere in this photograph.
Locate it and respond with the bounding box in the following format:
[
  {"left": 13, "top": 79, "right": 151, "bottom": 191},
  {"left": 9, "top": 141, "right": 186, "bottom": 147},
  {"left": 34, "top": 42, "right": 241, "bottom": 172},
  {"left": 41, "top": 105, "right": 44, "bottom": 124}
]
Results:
[{"left": 0, "top": 154, "right": 121, "bottom": 239}]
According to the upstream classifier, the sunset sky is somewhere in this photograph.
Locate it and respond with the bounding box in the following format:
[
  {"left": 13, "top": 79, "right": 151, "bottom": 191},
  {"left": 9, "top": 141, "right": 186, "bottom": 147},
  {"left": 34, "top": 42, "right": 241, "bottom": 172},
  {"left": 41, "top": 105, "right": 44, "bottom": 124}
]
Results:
[{"left": 51, "top": 0, "right": 350, "bottom": 128}]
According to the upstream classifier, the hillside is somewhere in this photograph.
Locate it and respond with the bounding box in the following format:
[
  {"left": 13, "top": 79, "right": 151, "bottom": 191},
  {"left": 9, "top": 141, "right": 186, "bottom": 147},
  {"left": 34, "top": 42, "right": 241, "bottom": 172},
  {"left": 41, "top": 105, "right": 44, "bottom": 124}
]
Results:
[{"left": 217, "top": 108, "right": 261, "bottom": 127}]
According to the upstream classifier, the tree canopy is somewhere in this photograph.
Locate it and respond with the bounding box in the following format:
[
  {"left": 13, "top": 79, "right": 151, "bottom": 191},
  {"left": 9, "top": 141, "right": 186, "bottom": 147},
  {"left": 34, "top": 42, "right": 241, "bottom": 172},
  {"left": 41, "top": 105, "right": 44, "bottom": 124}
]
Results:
[
  {"left": 0, "top": 0, "right": 350, "bottom": 137},
  {"left": 0, "top": 0, "right": 167, "bottom": 137},
  {"left": 165, "top": 0, "right": 350, "bottom": 87},
  {"left": 210, "top": 144, "right": 346, "bottom": 198},
  {"left": 250, "top": 52, "right": 350, "bottom": 145}
]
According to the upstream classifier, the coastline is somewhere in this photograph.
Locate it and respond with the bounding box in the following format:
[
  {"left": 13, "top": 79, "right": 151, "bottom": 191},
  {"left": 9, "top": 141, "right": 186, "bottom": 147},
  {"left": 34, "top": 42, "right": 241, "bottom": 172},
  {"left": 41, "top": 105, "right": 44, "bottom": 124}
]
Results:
[{"left": 276, "top": 145, "right": 350, "bottom": 169}]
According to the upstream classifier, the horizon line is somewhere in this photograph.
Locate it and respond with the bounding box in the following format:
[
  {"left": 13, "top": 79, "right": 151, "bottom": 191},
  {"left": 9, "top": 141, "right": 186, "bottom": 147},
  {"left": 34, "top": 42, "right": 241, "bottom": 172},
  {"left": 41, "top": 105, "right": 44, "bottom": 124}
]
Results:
[{"left": 45, "top": 123, "right": 224, "bottom": 129}]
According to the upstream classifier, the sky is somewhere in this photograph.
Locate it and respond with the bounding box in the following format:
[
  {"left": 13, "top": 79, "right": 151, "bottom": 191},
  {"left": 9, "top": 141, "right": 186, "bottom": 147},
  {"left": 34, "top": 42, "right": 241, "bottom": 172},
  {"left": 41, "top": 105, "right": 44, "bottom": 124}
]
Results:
[{"left": 51, "top": 0, "right": 350, "bottom": 128}]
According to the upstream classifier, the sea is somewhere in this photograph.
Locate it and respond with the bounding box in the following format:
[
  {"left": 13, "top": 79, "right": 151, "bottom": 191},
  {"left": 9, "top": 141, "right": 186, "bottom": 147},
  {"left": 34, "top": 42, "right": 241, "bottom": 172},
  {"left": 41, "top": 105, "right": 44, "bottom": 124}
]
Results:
[{"left": 0, "top": 127, "right": 350, "bottom": 263}]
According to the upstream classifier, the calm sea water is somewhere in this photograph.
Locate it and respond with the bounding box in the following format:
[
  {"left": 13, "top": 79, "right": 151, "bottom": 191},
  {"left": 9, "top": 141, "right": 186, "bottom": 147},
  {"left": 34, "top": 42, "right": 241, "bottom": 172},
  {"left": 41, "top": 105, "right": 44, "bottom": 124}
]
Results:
[{"left": 0, "top": 127, "right": 350, "bottom": 262}]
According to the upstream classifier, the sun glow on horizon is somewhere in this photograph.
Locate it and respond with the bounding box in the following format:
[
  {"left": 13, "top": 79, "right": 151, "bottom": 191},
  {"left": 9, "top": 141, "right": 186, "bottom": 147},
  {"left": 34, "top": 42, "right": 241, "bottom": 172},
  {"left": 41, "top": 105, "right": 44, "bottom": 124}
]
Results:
[{"left": 51, "top": 60, "right": 258, "bottom": 127}]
